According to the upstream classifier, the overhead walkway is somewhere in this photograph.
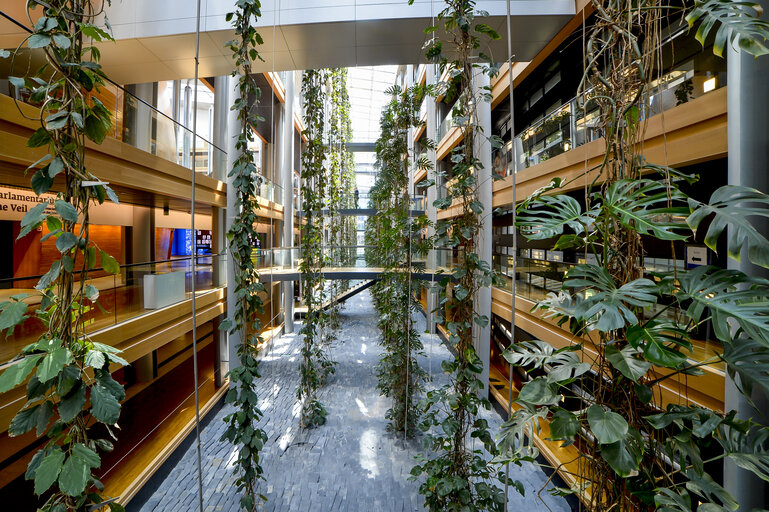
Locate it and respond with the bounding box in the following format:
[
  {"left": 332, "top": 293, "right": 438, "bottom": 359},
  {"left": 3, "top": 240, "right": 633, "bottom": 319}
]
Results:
[
  {"left": 294, "top": 194, "right": 427, "bottom": 218},
  {"left": 255, "top": 246, "right": 453, "bottom": 283}
]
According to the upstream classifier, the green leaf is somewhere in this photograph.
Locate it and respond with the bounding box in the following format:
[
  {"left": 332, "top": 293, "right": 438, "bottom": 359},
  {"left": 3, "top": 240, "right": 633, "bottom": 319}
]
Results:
[
  {"left": 91, "top": 383, "right": 121, "bottom": 424},
  {"left": 9, "top": 404, "right": 40, "bottom": 436},
  {"left": 58, "top": 382, "right": 86, "bottom": 422},
  {"left": 33, "top": 447, "right": 65, "bottom": 495},
  {"left": 37, "top": 346, "right": 72, "bottom": 383},
  {"left": 517, "top": 377, "right": 558, "bottom": 406},
  {"left": 27, "top": 128, "right": 51, "bottom": 148},
  {"left": 47, "top": 157, "right": 64, "bottom": 178},
  {"left": 684, "top": 469, "right": 738, "bottom": 511},
  {"left": 0, "top": 301, "right": 29, "bottom": 333},
  {"left": 601, "top": 428, "right": 643, "bottom": 477},
  {"left": 84, "top": 114, "right": 109, "bottom": 144},
  {"left": 56, "top": 232, "right": 78, "bottom": 253},
  {"left": 59, "top": 454, "right": 89, "bottom": 496},
  {"left": 549, "top": 409, "right": 579, "bottom": 444},
  {"left": 85, "top": 350, "right": 106, "bottom": 369},
  {"left": 54, "top": 200, "right": 78, "bottom": 223},
  {"left": 565, "top": 264, "right": 658, "bottom": 332},
  {"left": 686, "top": 0, "right": 769, "bottom": 57},
  {"left": 28, "top": 34, "right": 51, "bottom": 48},
  {"left": 36, "top": 260, "right": 61, "bottom": 290},
  {"left": 517, "top": 194, "right": 598, "bottom": 240},
  {"left": 605, "top": 344, "right": 652, "bottom": 381},
  {"left": 687, "top": 186, "right": 769, "bottom": 268},
  {"left": 587, "top": 404, "right": 628, "bottom": 444},
  {"left": 100, "top": 250, "right": 120, "bottom": 275},
  {"left": 31, "top": 169, "right": 54, "bottom": 195},
  {"left": 678, "top": 266, "right": 769, "bottom": 347},
  {"left": 72, "top": 443, "right": 100, "bottom": 468},
  {"left": 0, "top": 355, "right": 43, "bottom": 393},
  {"left": 605, "top": 178, "right": 689, "bottom": 241},
  {"left": 84, "top": 284, "right": 99, "bottom": 301},
  {"left": 722, "top": 335, "right": 769, "bottom": 397},
  {"left": 96, "top": 371, "right": 125, "bottom": 400}
]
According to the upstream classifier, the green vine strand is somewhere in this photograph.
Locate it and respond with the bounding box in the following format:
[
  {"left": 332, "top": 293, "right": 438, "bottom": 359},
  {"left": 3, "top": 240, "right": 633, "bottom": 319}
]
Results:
[
  {"left": 408, "top": 1, "right": 508, "bottom": 510},
  {"left": 497, "top": 1, "right": 769, "bottom": 511},
  {"left": 368, "top": 84, "right": 431, "bottom": 436},
  {"left": 218, "top": 1, "right": 269, "bottom": 510},
  {"left": 298, "top": 69, "right": 335, "bottom": 428},
  {"left": 0, "top": 1, "right": 127, "bottom": 510}
]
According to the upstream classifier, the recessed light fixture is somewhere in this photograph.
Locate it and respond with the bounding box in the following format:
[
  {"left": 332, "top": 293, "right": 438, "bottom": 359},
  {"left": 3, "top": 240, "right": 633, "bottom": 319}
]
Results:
[{"left": 703, "top": 77, "right": 717, "bottom": 93}]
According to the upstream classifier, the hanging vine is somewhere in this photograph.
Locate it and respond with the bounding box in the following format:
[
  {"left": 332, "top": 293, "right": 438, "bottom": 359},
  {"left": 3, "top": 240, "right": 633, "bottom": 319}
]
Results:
[
  {"left": 408, "top": 1, "right": 508, "bottom": 510},
  {"left": 298, "top": 69, "right": 335, "bottom": 428},
  {"left": 218, "top": 1, "right": 270, "bottom": 510},
  {"left": 497, "top": 1, "right": 769, "bottom": 511},
  {"left": 368, "top": 84, "right": 432, "bottom": 437},
  {"left": 0, "top": 1, "right": 127, "bottom": 510}
]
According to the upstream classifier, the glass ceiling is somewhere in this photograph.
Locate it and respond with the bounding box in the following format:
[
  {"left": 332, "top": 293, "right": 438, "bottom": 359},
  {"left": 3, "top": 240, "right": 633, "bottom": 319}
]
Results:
[{"left": 347, "top": 66, "right": 399, "bottom": 143}]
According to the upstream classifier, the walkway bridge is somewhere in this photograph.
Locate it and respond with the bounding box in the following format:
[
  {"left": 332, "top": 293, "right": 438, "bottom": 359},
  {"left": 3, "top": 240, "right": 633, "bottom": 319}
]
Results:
[{"left": 255, "top": 245, "right": 453, "bottom": 283}]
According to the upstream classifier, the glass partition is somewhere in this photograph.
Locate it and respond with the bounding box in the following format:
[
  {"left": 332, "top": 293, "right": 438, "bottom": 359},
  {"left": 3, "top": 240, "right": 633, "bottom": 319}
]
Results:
[{"left": 0, "top": 255, "right": 227, "bottom": 364}]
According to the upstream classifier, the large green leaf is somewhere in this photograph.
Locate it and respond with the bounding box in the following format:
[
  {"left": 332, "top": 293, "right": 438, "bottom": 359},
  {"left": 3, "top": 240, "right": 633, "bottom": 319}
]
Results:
[
  {"left": 548, "top": 408, "right": 579, "bottom": 445},
  {"left": 687, "top": 186, "right": 769, "bottom": 268},
  {"left": 36, "top": 347, "right": 72, "bottom": 383},
  {"left": 686, "top": 0, "right": 769, "bottom": 57},
  {"left": 32, "top": 447, "right": 65, "bottom": 495},
  {"left": 605, "top": 344, "right": 652, "bottom": 381},
  {"left": 59, "top": 454, "right": 89, "bottom": 497},
  {"left": 90, "top": 383, "right": 120, "bottom": 424},
  {"left": 497, "top": 406, "right": 546, "bottom": 459},
  {"left": 587, "top": 404, "right": 628, "bottom": 444},
  {"left": 684, "top": 469, "right": 739, "bottom": 511},
  {"left": 517, "top": 194, "right": 598, "bottom": 240},
  {"left": 626, "top": 320, "right": 692, "bottom": 368},
  {"left": 722, "top": 336, "right": 769, "bottom": 397},
  {"left": 517, "top": 377, "right": 559, "bottom": 406},
  {"left": 719, "top": 423, "right": 769, "bottom": 482},
  {"left": 0, "top": 301, "right": 29, "bottom": 333},
  {"left": 601, "top": 428, "right": 643, "bottom": 477},
  {"left": 605, "top": 179, "right": 689, "bottom": 241},
  {"left": 678, "top": 266, "right": 769, "bottom": 347},
  {"left": 0, "top": 354, "right": 42, "bottom": 393},
  {"left": 564, "top": 264, "right": 658, "bottom": 332}
]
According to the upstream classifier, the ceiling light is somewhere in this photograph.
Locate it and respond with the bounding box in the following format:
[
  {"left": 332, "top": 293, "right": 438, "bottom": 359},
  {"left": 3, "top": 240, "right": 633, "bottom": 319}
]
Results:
[{"left": 703, "top": 77, "right": 716, "bottom": 93}]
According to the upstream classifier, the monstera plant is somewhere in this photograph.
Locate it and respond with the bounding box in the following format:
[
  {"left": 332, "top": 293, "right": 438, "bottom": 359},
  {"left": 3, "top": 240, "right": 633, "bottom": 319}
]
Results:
[{"left": 497, "top": 1, "right": 769, "bottom": 510}]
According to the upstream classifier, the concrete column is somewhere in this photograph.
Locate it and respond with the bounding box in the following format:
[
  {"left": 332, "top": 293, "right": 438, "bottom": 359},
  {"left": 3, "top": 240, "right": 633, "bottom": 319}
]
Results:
[
  {"left": 425, "top": 64, "right": 439, "bottom": 334},
  {"left": 225, "top": 74, "right": 242, "bottom": 371},
  {"left": 281, "top": 72, "right": 296, "bottom": 333},
  {"left": 131, "top": 206, "right": 155, "bottom": 264},
  {"left": 725, "top": 10, "right": 769, "bottom": 509},
  {"left": 472, "top": 67, "right": 493, "bottom": 396},
  {"left": 126, "top": 82, "right": 154, "bottom": 153},
  {"left": 212, "top": 76, "right": 230, "bottom": 182}
]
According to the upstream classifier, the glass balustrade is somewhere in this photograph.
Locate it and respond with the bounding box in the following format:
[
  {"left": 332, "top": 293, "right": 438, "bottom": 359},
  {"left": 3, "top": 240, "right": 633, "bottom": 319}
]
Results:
[
  {"left": 0, "top": 255, "right": 227, "bottom": 364},
  {"left": 494, "top": 55, "right": 726, "bottom": 175}
]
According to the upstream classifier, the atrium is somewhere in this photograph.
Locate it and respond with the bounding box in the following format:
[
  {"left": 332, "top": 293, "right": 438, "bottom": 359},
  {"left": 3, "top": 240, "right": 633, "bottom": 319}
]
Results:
[{"left": 0, "top": 1, "right": 768, "bottom": 511}]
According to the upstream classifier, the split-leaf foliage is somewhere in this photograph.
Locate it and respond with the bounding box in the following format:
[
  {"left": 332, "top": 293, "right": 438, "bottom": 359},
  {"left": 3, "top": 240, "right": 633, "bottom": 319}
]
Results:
[{"left": 497, "top": 1, "right": 769, "bottom": 510}]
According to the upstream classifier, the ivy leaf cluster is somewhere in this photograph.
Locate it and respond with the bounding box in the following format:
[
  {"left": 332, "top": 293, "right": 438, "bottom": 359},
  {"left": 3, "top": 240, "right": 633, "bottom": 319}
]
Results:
[{"left": 219, "top": 1, "right": 269, "bottom": 510}]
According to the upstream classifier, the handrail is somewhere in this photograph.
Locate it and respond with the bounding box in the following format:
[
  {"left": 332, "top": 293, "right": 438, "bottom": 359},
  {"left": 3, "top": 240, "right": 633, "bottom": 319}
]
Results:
[{"left": 0, "top": 255, "right": 221, "bottom": 285}]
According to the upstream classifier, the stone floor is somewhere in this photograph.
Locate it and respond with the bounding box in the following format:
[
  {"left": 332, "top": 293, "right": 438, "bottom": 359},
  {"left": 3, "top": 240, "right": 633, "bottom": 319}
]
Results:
[{"left": 132, "top": 290, "right": 570, "bottom": 512}]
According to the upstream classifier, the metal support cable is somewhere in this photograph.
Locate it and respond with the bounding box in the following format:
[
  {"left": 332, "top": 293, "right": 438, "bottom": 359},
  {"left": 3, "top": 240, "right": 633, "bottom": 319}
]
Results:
[
  {"left": 190, "top": 0, "right": 204, "bottom": 510},
  {"left": 503, "top": 0, "right": 518, "bottom": 509}
]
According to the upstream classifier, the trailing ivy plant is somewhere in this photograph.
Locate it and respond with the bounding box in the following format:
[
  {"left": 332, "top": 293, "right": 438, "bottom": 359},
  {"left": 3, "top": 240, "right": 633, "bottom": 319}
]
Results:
[
  {"left": 218, "top": 1, "right": 270, "bottom": 510},
  {"left": 408, "top": 1, "right": 509, "bottom": 510},
  {"left": 298, "top": 69, "right": 335, "bottom": 428},
  {"left": 496, "top": 1, "right": 769, "bottom": 510},
  {"left": 0, "top": 1, "right": 128, "bottom": 510},
  {"left": 368, "top": 84, "right": 432, "bottom": 437}
]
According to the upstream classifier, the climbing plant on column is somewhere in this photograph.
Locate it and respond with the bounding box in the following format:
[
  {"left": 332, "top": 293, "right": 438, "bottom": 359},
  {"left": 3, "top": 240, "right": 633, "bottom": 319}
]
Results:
[
  {"left": 496, "top": 1, "right": 769, "bottom": 510},
  {"left": 298, "top": 69, "right": 335, "bottom": 428},
  {"left": 369, "top": 84, "right": 432, "bottom": 436},
  {"left": 408, "top": 1, "right": 509, "bottom": 510},
  {"left": 0, "top": 1, "right": 127, "bottom": 510},
  {"left": 218, "top": 1, "right": 270, "bottom": 510}
]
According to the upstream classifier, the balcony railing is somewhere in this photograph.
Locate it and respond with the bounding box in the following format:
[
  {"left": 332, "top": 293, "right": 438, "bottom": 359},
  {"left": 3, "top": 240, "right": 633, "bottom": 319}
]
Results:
[
  {"left": 492, "top": 55, "right": 726, "bottom": 177},
  {"left": 0, "top": 255, "right": 226, "bottom": 362}
]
